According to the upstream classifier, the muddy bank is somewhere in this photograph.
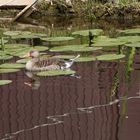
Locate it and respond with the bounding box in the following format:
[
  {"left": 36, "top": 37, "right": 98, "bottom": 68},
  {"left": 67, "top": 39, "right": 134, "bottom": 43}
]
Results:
[
  {"left": 0, "top": 1, "right": 139, "bottom": 25},
  {"left": 35, "top": 1, "right": 140, "bottom": 20}
]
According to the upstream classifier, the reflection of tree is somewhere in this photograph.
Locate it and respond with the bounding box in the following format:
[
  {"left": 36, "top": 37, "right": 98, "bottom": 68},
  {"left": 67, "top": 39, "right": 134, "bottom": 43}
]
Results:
[{"left": 125, "top": 47, "right": 135, "bottom": 82}]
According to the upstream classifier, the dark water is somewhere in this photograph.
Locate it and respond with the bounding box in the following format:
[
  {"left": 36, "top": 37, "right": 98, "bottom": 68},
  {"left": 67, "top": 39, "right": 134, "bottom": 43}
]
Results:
[{"left": 0, "top": 18, "right": 140, "bottom": 140}]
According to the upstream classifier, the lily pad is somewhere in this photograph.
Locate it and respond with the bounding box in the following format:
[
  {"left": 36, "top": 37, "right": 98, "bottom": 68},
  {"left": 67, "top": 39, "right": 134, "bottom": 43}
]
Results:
[
  {"left": 0, "top": 55, "right": 13, "bottom": 60},
  {"left": 16, "top": 58, "right": 30, "bottom": 64},
  {"left": 6, "top": 48, "right": 30, "bottom": 57},
  {"left": 118, "top": 28, "right": 140, "bottom": 35},
  {"left": 0, "top": 63, "right": 25, "bottom": 69},
  {"left": 72, "top": 29, "right": 103, "bottom": 36},
  {"left": 93, "top": 41, "right": 125, "bottom": 47},
  {"left": 3, "top": 31, "right": 21, "bottom": 36},
  {"left": 5, "top": 44, "right": 30, "bottom": 49},
  {"left": 41, "top": 37, "right": 75, "bottom": 42},
  {"left": 34, "top": 33, "right": 47, "bottom": 37},
  {"left": 4, "top": 45, "right": 48, "bottom": 57},
  {"left": 93, "top": 36, "right": 126, "bottom": 47},
  {"left": 0, "top": 39, "right": 8, "bottom": 45},
  {"left": 125, "top": 43, "right": 140, "bottom": 48},
  {"left": 0, "top": 80, "right": 12, "bottom": 86},
  {"left": 18, "top": 46, "right": 48, "bottom": 57},
  {"left": 0, "top": 50, "right": 10, "bottom": 55},
  {"left": 75, "top": 56, "right": 96, "bottom": 62},
  {"left": 54, "top": 55, "right": 96, "bottom": 62},
  {"left": 53, "top": 55, "right": 75, "bottom": 59},
  {"left": 37, "top": 70, "right": 75, "bottom": 77},
  {"left": 12, "top": 34, "right": 39, "bottom": 39},
  {"left": 3, "top": 31, "right": 32, "bottom": 37},
  {"left": 0, "top": 69, "right": 20, "bottom": 73},
  {"left": 50, "top": 44, "right": 102, "bottom": 52},
  {"left": 96, "top": 54, "right": 125, "bottom": 61},
  {"left": 33, "top": 46, "right": 49, "bottom": 51},
  {"left": 116, "top": 36, "right": 140, "bottom": 43}
]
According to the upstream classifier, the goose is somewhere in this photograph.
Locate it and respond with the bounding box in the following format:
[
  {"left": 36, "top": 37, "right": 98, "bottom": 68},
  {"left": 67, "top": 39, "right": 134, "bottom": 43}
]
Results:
[{"left": 23, "top": 50, "right": 80, "bottom": 71}]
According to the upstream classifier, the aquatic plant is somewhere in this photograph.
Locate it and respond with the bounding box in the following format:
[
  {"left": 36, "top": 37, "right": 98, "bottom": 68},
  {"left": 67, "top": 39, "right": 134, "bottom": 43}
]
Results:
[
  {"left": 116, "top": 36, "right": 140, "bottom": 43},
  {"left": 2, "top": 44, "right": 48, "bottom": 57},
  {"left": 0, "top": 80, "right": 12, "bottom": 86},
  {"left": 125, "top": 43, "right": 140, "bottom": 48},
  {"left": 36, "top": 69, "right": 76, "bottom": 77},
  {"left": 53, "top": 55, "right": 96, "bottom": 62},
  {"left": 3, "top": 31, "right": 23, "bottom": 36},
  {"left": 0, "top": 69, "right": 20, "bottom": 74},
  {"left": 41, "top": 36, "right": 75, "bottom": 42},
  {"left": 0, "top": 55, "right": 13, "bottom": 60},
  {"left": 50, "top": 44, "right": 102, "bottom": 52},
  {"left": 0, "top": 63, "right": 25, "bottom": 69},
  {"left": 72, "top": 29, "right": 103, "bottom": 37},
  {"left": 118, "top": 28, "right": 140, "bottom": 35},
  {"left": 96, "top": 54, "right": 125, "bottom": 61},
  {"left": 0, "top": 63, "right": 24, "bottom": 74},
  {"left": 16, "top": 58, "right": 30, "bottom": 64}
]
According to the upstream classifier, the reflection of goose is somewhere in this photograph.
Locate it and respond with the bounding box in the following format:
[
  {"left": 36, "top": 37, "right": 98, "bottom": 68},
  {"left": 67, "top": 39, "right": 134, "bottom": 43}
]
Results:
[
  {"left": 24, "top": 71, "right": 40, "bottom": 90},
  {"left": 23, "top": 50, "right": 80, "bottom": 71}
]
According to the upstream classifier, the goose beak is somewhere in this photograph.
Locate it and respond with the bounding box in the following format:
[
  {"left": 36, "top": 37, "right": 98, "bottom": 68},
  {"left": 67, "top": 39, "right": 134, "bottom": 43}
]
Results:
[
  {"left": 22, "top": 52, "right": 30, "bottom": 58},
  {"left": 24, "top": 82, "right": 32, "bottom": 87}
]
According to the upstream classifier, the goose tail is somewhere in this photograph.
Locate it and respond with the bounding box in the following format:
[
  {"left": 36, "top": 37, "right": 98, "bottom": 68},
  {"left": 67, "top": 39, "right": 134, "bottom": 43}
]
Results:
[{"left": 70, "top": 54, "right": 80, "bottom": 61}]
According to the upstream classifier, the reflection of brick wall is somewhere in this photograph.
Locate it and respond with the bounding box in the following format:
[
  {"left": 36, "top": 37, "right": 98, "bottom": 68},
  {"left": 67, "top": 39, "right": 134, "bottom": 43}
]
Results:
[{"left": 0, "top": 61, "right": 122, "bottom": 140}]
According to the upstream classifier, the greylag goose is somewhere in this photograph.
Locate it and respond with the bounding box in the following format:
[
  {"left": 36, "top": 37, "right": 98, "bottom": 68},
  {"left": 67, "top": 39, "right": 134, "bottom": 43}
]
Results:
[{"left": 23, "top": 50, "right": 80, "bottom": 71}]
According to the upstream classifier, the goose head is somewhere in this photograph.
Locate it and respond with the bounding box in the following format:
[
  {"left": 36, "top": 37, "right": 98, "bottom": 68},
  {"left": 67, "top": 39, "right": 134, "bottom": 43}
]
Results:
[
  {"left": 22, "top": 50, "right": 40, "bottom": 71},
  {"left": 23, "top": 50, "right": 40, "bottom": 58}
]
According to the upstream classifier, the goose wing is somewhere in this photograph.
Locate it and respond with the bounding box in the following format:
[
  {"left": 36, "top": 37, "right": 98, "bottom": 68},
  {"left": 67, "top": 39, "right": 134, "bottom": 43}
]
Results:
[{"left": 34, "top": 57, "right": 60, "bottom": 68}]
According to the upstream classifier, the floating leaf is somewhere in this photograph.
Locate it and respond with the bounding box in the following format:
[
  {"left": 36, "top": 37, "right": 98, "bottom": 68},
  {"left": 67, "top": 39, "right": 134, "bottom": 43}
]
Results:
[
  {"left": 41, "top": 37, "right": 75, "bottom": 42},
  {"left": 93, "top": 41, "right": 125, "bottom": 47},
  {"left": 0, "top": 39, "right": 8, "bottom": 45},
  {"left": 116, "top": 36, "right": 140, "bottom": 43},
  {"left": 54, "top": 55, "right": 96, "bottom": 62},
  {"left": 5, "top": 44, "right": 30, "bottom": 49},
  {"left": 33, "top": 46, "right": 49, "bottom": 51},
  {"left": 125, "top": 43, "right": 140, "bottom": 48},
  {"left": 0, "top": 63, "right": 25, "bottom": 69},
  {"left": 75, "top": 56, "right": 96, "bottom": 62},
  {"left": 118, "top": 28, "right": 140, "bottom": 35},
  {"left": 96, "top": 54, "right": 125, "bottom": 61},
  {"left": 93, "top": 35, "right": 109, "bottom": 41},
  {"left": 12, "top": 34, "right": 39, "bottom": 39},
  {"left": 16, "top": 58, "right": 30, "bottom": 64},
  {"left": 50, "top": 44, "right": 102, "bottom": 52},
  {"left": 37, "top": 70, "right": 75, "bottom": 77},
  {"left": 3, "top": 31, "right": 31, "bottom": 37},
  {"left": 33, "top": 33, "right": 47, "bottom": 37},
  {"left": 72, "top": 29, "right": 103, "bottom": 36},
  {"left": 93, "top": 36, "right": 126, "bottom": 47},
  {"left": 0, "top": 55, "right": 13, "bottom": 60},
  {"left": 3, "top": 31, "right": 21, "bottom": 36},
  {"left": 0, "top": 50, "right": 10, "bottom": 55},
  {"left": 0, "top": 69, "right": 20, "bottom": 73},
  {"left": 11, "top": 32, "right": 47, "bottom": 39},
  {"left": 0, "top": 80, "right": 12, "bottom": 86},
  {"left": 18, "top": 47, "right": 48, "bottom": 57},
  {"left": 5, "top": 47, "right": 31, "bottom": 57},
  {"left": 4, "top": 44, "right": 48, "bottom": 57},
  {"left": 53, "top": 55, "right": 75, "bottom": 59}
]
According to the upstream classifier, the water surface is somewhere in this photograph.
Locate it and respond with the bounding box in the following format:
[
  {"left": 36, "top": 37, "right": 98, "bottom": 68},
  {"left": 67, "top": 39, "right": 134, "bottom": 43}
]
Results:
[{"left": 0, "top": 18, "right": 140, "bottom": 140}]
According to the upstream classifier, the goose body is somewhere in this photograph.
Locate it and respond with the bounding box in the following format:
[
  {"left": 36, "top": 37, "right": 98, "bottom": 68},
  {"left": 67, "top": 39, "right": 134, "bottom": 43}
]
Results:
[{"left": 24, "top": 50, "right": 80, "bottom": 71}]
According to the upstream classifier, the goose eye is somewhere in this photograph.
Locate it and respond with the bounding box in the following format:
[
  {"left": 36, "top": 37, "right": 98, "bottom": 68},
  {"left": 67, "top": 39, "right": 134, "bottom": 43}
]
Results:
[{"left": 30, "top": 51, "right": 34, "bottom": 56}]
